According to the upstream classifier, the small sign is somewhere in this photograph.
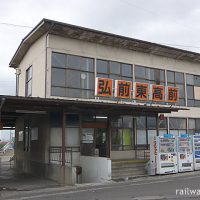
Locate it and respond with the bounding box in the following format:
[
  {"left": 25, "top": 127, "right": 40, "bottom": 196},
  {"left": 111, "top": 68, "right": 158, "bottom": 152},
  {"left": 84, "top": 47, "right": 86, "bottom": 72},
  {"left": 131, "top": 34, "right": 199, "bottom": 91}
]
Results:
[
  {"left": 134, "top": 82, "right": 149, "bottom": 101},
  {"left": 95, "top": 78, "right": 113, "bottom": 97},
  {"left": 115, "top": 80, "right": 132, "bottom": 99}
]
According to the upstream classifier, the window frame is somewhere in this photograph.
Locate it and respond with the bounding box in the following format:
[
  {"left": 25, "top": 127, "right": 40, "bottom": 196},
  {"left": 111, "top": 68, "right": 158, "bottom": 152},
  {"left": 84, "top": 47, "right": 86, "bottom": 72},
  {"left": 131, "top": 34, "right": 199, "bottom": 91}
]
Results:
[{"left": 25, "top": 65, "right": 32, "bottom": 97}]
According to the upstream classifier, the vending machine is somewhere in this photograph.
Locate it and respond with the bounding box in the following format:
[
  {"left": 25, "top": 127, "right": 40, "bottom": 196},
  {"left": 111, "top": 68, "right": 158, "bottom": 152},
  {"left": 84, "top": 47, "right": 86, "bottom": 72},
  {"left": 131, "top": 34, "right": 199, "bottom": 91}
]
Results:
[
  {"left": 193, "top": 133, "right": 200, "bottom": 170},
  {"left": 156, "top": 134, "right": 178, "bottom": 174},
  {"left": 177, "top": 134, "right": 193, "bottom": 172}
]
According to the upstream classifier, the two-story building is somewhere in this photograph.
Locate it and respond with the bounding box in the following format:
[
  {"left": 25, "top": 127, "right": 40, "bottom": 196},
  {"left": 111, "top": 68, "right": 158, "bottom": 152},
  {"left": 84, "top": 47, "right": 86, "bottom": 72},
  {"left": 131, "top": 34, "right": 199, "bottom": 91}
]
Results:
[{"left": 2, "top": 18, "right": 200, "bottom": 184}]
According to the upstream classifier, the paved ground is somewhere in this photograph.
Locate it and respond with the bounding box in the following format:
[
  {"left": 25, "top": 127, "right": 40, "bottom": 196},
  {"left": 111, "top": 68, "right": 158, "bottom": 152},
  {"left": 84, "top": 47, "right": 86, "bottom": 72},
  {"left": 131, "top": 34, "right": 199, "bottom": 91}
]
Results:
[
  {"left": 1, "top": 151, "right": 200, "bottom": 200},
  {"left": 1, "top": 169, "right": 200, "bottom": 200}
]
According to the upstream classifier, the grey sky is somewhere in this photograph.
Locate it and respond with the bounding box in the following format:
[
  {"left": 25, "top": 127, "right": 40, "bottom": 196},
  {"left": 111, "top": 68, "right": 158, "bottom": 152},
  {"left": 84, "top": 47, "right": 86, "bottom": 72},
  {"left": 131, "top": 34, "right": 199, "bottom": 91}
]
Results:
[{"left": 1, "top": 0, "right": 200, "bottom": 95}]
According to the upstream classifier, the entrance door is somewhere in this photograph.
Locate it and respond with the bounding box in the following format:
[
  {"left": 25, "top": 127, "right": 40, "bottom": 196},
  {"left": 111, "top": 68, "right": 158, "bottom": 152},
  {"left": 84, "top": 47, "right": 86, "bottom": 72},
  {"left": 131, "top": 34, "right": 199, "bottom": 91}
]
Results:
[{"left": 95, "top": 128, "right": 107, "bottom": 157}]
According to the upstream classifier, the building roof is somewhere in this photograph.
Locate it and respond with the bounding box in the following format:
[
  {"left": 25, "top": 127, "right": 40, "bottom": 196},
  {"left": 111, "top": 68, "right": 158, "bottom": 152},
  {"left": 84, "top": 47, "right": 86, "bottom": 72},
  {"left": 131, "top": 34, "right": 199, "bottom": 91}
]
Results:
[
  {"left": 9, "top": 18, "right": 200, "bottom": 68},
  {"left": 0, "top": 95, "right": 186, "bottom": 128}
]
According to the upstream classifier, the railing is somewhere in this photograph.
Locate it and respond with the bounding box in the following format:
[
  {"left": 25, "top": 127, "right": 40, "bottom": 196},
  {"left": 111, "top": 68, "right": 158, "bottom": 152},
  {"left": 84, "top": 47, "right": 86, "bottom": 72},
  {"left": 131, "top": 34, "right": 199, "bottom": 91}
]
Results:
[
  {"left": 49, "top": 146, "right": 80, "bottom": 167},
  {"left": 0, "top": 142, "right": 13, "bottom": 153},
  {"left": 135, "top": 149, "right": 150, "bottom": 160}
]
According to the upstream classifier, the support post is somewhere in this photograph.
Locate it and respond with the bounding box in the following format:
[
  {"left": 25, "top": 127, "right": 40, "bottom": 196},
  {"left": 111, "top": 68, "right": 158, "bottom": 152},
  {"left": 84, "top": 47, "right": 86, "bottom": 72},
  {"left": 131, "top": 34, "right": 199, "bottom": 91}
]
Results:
[{"left": 62, "top": 109, "right": 66, "bottom": 166}]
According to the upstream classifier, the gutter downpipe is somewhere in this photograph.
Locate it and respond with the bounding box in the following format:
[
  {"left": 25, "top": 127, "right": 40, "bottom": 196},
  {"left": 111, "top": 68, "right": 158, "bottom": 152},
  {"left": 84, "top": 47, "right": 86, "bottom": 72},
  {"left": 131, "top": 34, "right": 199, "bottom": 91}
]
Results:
[{"left": 45, "top": 23, "right": 54, "bottom": 98}]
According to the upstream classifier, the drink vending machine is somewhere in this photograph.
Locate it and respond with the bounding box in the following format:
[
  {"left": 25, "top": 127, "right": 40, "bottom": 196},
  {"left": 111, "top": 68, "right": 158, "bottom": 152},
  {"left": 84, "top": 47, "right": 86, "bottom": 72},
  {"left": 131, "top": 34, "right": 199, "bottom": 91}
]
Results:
[
  {"left": 150, "top": 134, "right": 178, "bottom": 174},
  {"left": 177, "top": 134, "right": 193, "bottom": 172},
  {"left": 193, "top": 133, "right": 200, "bottom": 170}
]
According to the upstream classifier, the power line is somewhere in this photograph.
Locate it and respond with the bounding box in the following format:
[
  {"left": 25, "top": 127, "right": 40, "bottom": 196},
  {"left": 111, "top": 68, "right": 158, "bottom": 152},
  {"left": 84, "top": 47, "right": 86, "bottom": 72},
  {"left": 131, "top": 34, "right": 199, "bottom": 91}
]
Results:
[{"left": 0, "top": 22, "right": 33, "bottom": 29}]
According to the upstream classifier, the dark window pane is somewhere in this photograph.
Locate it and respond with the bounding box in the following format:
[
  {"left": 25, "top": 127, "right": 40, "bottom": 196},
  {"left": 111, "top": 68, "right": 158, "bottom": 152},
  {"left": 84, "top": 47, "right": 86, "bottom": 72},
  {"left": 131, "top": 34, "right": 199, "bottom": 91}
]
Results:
[
  {"left": 110, "top": 61, "right": 120, "bottom": 74},
  {"left": 187, "top": 99, "right": 195, "bottom": 107},
  {"left": 66, "top": 70, "right": 80, "bottom": 88},
  {"left": 67, "top": 55, "right": 81, "bottom": 69},
  {"left": 167, "top": 71, "right": 175, "bottom": 83},
  {"left": 147, "top": 116, "right": 156, "bottom": 129},
  {"left": 188, "top": 119, "right": 195, "bottom": 129},
  {"left": 196, "top": 119, "right": 200, "bottom": 130},
  {"left": 187, "top": 85, "right": 194, "bottom": 99},
  {"left": 175, "top": 72, "right": 184, "bottom": 83},
  {"left": 149, "top": 69, "right": 155, "bottom": 80},
  {"left": 50, "top": 112, "right": 62, "bottom": 127},
  {"left": 66, "top": 88, "right": 81, "bottom": 98},
  {"left": 121, "top": 76, "right": 132, "bottom": 82},
  {"left": 109, "top": 74, "right": 120, "bottom": 81},
  {"left": 66, "top": 114, "right": 80, "bottom": 126},
  {"left": 136, "top": 116, "right": 146, "bottom": 129},
  {"left": 169, "top": 118, "right": 186, "bottom": 129},
  {"left": 194, "top": 75, "right": 200, "bottom": 86},
  {"left": 176, "top": 84, "right": 185, "bottom": 98},
  {"left": 51, "top": 87, "right": 66, "bottom": 97},
  {"left": 159, "top": 118, "right": 167, "bottom": 129},
  {"left": 160, "top": 70, "right": 165, "bottom": 82},
  {"left": 177, "top": 98, "right": 185, "bottom": 106},
  {"left": 81, "top": 58, "right": 94, "bottom": 72},
  {"left": 97, "top": 73, "right": 109, "bottom": 78},
  {"left": 123, "top": 116, "right": 133, "bottom": 128},
  {"left": 80, "top": 72, "right": 94, "bottom": 90},
  {"left": 135, "top": 66, "right": 146, "bottom": 78},
  {"left": 122, "top": 64, "right": 132, "bottom": 77},
  {"left": 195, "top": 100, "right": 200, "bottom": 107},
  {"left": 97, "top": 60, "right": 108, "bottom": 73},
  {"left": 51, "top": 68, "right": 66, "bottom": 87},
  {"left": 186, "top": 74, "right": 194, "bottom": 85},
  {"left": 52, "top": 52, "right": 66, "bottom": 68}
]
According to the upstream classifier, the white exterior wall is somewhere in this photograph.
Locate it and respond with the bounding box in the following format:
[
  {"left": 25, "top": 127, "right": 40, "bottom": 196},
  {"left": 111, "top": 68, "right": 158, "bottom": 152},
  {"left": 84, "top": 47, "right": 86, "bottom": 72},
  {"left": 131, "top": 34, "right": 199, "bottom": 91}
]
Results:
[
  {"left": 18, "top": 34, "right": 46, "bottom": 97},
  {"left": 80, "top": 156, "right": 111, "bottom": 183}
]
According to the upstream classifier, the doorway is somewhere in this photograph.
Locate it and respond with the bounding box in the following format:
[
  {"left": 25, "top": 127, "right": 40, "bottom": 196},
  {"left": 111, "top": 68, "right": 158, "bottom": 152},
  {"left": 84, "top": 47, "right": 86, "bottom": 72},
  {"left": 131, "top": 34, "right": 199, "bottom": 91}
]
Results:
[{"left": 95, "top": 128, "right": 107, "bottom": 157}]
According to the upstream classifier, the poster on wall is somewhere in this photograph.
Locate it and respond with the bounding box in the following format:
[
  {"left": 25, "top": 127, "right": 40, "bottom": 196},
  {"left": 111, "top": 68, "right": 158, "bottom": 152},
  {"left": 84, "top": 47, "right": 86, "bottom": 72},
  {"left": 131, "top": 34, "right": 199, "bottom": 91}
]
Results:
[
  {"left": 82, "top": 128, "right": 94, "bottom": 143},
  {"left": 31, "top": 128, "right": 38, "bottom": 140},
  {"left": 18, "top": 131, "right": 23, "bottom": 141}
]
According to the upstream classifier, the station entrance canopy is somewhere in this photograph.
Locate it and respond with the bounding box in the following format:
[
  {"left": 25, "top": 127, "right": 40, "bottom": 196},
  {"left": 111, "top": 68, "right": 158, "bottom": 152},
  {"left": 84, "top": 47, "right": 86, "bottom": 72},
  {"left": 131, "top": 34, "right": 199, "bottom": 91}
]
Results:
[{"left": 0, "top": 95, "right": 187, "bottom": 129}]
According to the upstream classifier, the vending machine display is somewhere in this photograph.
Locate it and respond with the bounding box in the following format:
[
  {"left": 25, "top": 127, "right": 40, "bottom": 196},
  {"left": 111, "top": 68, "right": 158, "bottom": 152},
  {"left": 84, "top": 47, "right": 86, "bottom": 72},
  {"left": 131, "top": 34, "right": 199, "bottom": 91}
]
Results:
[
  {"left": 156, "top": 134, "right": 178, "bottom": 174},
  {"left": 177, "top": 134, "right": 193, "bottom": 172},
  {"left": 193, "top": 133, "right": 200, "bottom": 170}
]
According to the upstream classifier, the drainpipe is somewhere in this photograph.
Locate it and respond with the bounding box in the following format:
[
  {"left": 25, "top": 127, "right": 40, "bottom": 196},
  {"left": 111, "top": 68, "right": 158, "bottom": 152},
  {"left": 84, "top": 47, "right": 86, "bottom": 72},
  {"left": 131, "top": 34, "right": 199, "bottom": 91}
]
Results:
[
  {"left": 0, "top": 98, "right": 6, "bottom": 128},
  {"left": 45, "top": 23, "right": 54, "bottom": 98},
  {"left": 15, "top": 68, "right": 21, "bottom": 96}
]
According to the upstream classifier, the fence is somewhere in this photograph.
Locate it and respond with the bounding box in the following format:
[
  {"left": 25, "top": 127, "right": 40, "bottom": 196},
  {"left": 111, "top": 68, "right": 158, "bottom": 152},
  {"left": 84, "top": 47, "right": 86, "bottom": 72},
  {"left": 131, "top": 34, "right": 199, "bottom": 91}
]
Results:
[
  {"left": 135, "top": 149, "right": 150, "bottom": 160},
  {"left": 49, "top": 146, "right": 80, "bottom": 167}
]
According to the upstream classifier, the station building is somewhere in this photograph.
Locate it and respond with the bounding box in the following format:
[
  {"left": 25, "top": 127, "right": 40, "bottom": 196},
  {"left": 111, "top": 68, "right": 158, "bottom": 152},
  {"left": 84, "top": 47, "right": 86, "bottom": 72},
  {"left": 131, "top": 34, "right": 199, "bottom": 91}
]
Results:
[{"left": 2, "top": 18, "right": 200, "bottom": 184}]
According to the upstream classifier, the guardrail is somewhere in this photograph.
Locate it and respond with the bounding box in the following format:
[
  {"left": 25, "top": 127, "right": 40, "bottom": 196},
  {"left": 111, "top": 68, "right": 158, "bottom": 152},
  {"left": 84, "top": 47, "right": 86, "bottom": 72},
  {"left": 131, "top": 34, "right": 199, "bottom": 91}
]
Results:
[
  {"left": 135, "top": 149, "right": 150, "bottom": 160},
  {"left": 49, "top": 146, "right": 80, "bottom": 167},
  {"left": 0, "top": 142, "right": 13, "bottom": 154}
]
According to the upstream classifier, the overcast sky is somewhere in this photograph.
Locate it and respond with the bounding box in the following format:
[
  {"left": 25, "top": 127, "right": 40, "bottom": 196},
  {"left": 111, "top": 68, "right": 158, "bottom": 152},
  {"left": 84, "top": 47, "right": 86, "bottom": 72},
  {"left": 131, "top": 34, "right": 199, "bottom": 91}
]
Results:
[{"left": 1, "top": 0, "right": 200, "bottom": 95}]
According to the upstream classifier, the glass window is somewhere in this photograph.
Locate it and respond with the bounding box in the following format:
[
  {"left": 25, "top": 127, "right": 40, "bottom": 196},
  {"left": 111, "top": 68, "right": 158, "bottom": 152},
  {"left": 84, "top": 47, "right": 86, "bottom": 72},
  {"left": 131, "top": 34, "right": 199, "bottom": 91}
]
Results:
[
  {"left": 176, "top": 84, "right": 185, "bottom": 98},
  {"left": 81, "top": 58, "right": 94, "bottom": 72},
  {"left": 67, "top": 55, "right": 81, "bottom": 69},
  {"left": 97, "top": 60, "right": 108, "bottom": 73},
  {"left": 50, "top": 112, "right": 62, "bottom": 127},
  {"left": 187, "top": 99, "right": 195, "bottom": 107},
  {"left": 147, "top": 116, "right": 156, "bottom": 129},
  {"left": 122, "top": 64, "right": 132, "bottom": 77},
  {"left": 80, "top": 72, "right": 94, "bottom": 90},
  {"left": 52, "top": 52, "right": 66, "bottom": 68},
  {"left": 187, "top": 85, "right": 194, "bottom": 99},
  {"left": 51, "top": 68, "right": 66, "bottom": 87},
  {"left": 167, "top": 71, "right": 175, "bottom": 83},
  {"left": 135, "top": 66, "right": 146, "bottom": 78},
  {"left": 51, "top": 87, "right": 66, "bottom": 97},
  {"left": 137, "top": 130, "right": 146, "bottom": 145},
  {"left": 196, "top": 119, "right": 200, "bottom": 130},
  {"left": 123, "top": 116, "right": 133, "bottom": 128},
  {"left": 194, "top": 75, "right": 200, "bottom": 86},
  {"left": 25, "top": 66, "right": 32, "bottom": 97},
  {"left": 110, "top": 61, "right": 120, "bottom": 74},
  {"left": 66, "top": 114, "right": 80, "bottom": 126},
  {"left": 159, "top": 118, "right": 167, "bottom": 129},
  {"left": 66, "top": 88, "right": 81, "bottom": 98},
  {"left": 188, "top": 119, "right": 195, "bottom": 129},
  {"left": 175, "top": 72, "right": 184, "bottom": 83},
  {"left": 66, "top": 70, "right": 80, "bottom": 88},
  {"left": 136, "top": 116, "right": 146, "bottom": 129},
  {"left": 186, "top": 74, "right": 194, "bottom": 85},
  {"left": 169, "top": 118, "right": 186, "bottom": 129}
]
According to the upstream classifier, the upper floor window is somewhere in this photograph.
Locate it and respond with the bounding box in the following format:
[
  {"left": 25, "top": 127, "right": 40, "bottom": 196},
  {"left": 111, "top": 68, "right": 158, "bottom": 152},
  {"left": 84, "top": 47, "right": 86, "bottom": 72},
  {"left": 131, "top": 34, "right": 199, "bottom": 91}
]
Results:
[
  {"left": 167, "top": 71, "right": 185, "bottom": 106},
  {"left": 186, "top": 74, "right": 200, "bottom": 107},
  {"left": 96, "top": 59, "right": 133, "bottom": 82},
  {"left": 135, "top": 65, "right": 165, "bottom": 85},
  {"left": 51, "top": 52, "right": 94, "bottom": 99},
  {"left": 25, "top": 66, "right": 32, "bottom": 97}
]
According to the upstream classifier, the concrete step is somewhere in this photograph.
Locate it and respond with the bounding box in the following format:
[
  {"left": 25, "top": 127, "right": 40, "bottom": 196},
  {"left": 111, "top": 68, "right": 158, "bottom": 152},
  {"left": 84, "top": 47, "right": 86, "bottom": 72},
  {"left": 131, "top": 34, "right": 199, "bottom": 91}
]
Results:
[{"left": 111, "top": 159, "right": 147, "bottom": 180}]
